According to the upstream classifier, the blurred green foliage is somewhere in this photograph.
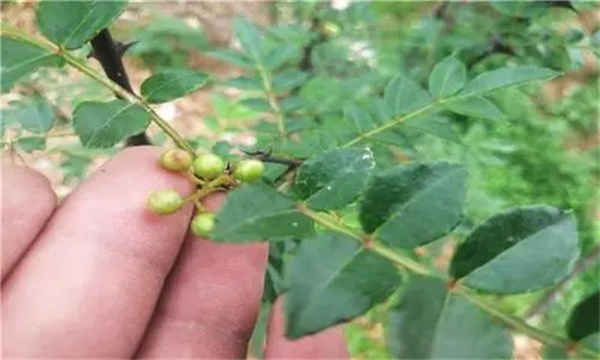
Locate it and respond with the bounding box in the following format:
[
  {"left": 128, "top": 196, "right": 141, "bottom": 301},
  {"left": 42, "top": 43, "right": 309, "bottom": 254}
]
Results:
[{"left": 126, "top": 15, "right": 209, "bottom": 70}]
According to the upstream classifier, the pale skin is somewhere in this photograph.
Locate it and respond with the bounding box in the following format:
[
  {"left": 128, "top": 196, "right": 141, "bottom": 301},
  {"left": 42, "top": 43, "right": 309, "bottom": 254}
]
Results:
[{"left": 1, "top": 146, "right": 349, "bottom": 359}]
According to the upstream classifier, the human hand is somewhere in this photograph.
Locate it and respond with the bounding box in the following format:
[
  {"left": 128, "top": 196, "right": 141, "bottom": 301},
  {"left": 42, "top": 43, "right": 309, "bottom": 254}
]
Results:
[{"left": 1, "top": 146, "right": 349, "bottom": 359}]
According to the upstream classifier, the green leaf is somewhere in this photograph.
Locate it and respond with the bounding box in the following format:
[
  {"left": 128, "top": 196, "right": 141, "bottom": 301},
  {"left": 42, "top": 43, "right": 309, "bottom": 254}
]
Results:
[
  {"left": 578, "top": 333, "right": 600, "bottom": 354},
  {"left": 459, "top": 66, "right": 559, "bottom": 97},
  {"left": 284, "top": 231, "right": 400, "bottom": 339},
  {"left": 429, "top": 56, "right": 467, "bottom": 99},
  {"left": 403, "top": 115, "right": 461, "bottom": 143},
  {"left": 543, "top": 344, "right": 568, "bottom": 360},
  {"left": 388, "top": 276, "right": 512, "bottom": 359},
  {"left": 445, "top": 97, "right": 504, "bottom": 120},
  {"left": 212, "top": 183, "right": 314, "bottom": 242},
  {"left": 384, "top": 75, "right": 433, "bottom": 118},
  {"left": 490, "top": 1, "right": 550, "bottom": 18},
  {"left": 10, "top": 96, "right": 55, "bottom": 133},
  {"left": 0, "top": 36, "right": 63, "bottom": 93},
  {"left": 234, "top": 16, "right": 262, "bottom": 60},
  {"left": 294, "top": 148, "right": 374, "bottom": 211},
  {"left": 272, "top": 69, "right": 309, "bottom": 93},
  {"left": 450, "top": 205, "right": 580, "bottom": 294},
  {"left": 359, "top": 163, "right": 467, "bottom": 249},
  {"left": 208, "top": 49, "right": 253, "bottom": 69},
  {"left": 567, "top": 291, "right": 600, "bottom": 341},
  {"left": 222, "top": 76, "right": 263, "bottom": 91},
  {"left": 239, "top": 98, "right": 271, "bottom": 112},
  {"left": 16, "top": 136, "right": 46, "bottom": 153},
  {"left": 345, "top": 104, "right": 376, "bottom": 134},
  {"left": 140, "top": 69, "right": 209, "bottom": 104},
  {"left": 263, "top": 45, "right": 301, "bottom": 70},
  {"left": 36, "top": 0, "right": 127, "bottom": 50},
  {"left": 73, "top": 99, "right": 150, "bottom": 148}
]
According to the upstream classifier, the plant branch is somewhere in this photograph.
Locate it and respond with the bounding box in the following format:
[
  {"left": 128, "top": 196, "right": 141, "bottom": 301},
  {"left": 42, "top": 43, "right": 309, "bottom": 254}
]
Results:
[
  {"left": 90, "top": 29, "right": 150, "bottom": 147},
  {"left": 525, "top": 244, "right": 600, "bottom": 321},
  {"left": 342, "top": 102, "right": 437, "bottom": 147},
  {"left": 455, "top": 286, "right": 597, "bottom": 359},
  {"left": 257, "top": 65, "right": 286, "bottom": 136},
  {"left": 1, "top": 24, "right": 194, "bottom": 154}
]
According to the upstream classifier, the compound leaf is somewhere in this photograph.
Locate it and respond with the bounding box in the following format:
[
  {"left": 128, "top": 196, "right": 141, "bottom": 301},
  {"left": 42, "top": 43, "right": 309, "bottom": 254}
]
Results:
[
  {"left": 37, "top": 0, "right": 127, "bottom": 49},
  {"left": 450, "top": 205, "right": 580, "bottom": 294},
  {"left": 359, "top": 163, "right": 467, "bottom": 249},
  {"left": 284, "top": 231, "right": 400, "bottom": 339},
  {"left": 141, "top": 69, "right": 209, "bottom": 104},
  {"left": 294, "top": 148, "right": 374, "bottom": 211},
  {"left": 212, "top": 183, "right": 314, "bottom": 242},
  {"left": 73, "top": 99, "right": 149, "bottom": 148}
]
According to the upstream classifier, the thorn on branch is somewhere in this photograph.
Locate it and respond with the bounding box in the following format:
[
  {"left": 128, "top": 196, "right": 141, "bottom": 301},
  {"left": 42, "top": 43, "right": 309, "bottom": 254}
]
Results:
[
  {"left": 87, "top": 40, "right": 139, "bottom": 60},
  {"left": 89, "top": 29, "right": 150, "bottom": 146},
  {"left": 241, "top": 148, "right": 304, "bottom": 168}
]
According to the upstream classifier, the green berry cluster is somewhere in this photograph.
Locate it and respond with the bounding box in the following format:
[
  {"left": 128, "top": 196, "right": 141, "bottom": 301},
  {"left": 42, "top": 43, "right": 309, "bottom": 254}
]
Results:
[{"left": 146, "top": 148, "right": 266, "bottom": 238}]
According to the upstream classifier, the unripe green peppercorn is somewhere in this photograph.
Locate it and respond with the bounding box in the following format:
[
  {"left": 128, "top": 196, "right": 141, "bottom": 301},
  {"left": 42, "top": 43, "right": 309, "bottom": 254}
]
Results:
[
  {"left": 233, "top": 159, "right": 265, "bottom": 183},
  {"left": 160, "top": 148, "right": 193, "bottom": 172},
  {"left": 193, "top": 154, "right": 225, "bottom": 180},
  {"left": 191, "top": 212, "right": 216, "bottom": 237},
  {"left": 146, "top": 189, "right": 184, "bottom": 215}
]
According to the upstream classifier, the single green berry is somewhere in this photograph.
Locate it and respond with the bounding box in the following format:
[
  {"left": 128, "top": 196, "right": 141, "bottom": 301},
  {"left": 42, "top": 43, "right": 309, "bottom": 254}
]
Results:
[
  {"left": 191, "top": 212, "right": 216, "bottom": 237},
  {"left": 233, "top": 159, "right": 265, "bottom": 183},
  {"left": 322, "top": 22, "right": 340, "bottom": 37},
  {"left": 192, "top": 153, "right": 226, "bottom": 180},
  {"left": 160, "top": 148, "right": 193, "bottom": 172},
  {"left": 146, "top": 189, "right": 184, "bottom": 215}
]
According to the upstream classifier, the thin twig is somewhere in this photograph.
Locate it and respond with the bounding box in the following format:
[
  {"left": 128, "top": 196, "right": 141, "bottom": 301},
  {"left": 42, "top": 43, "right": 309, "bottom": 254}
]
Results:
[
  {"left": 525, "top": 244, "right": 600, "bottom": 321},
  {"left": 90, "top": 29, "right": 150, "bottom": 147},
  {"left": 242, "top": 148, "right": 303, "bottom": 167}
]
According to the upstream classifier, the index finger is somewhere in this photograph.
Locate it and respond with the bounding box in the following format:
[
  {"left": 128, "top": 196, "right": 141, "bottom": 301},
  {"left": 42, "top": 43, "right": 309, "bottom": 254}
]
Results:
[
  {"left": 135, "top": 193, "right": 269, "bottom": 359},
  {"left": 2, "top": 146, "right": 195, "bottom": 358}
]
